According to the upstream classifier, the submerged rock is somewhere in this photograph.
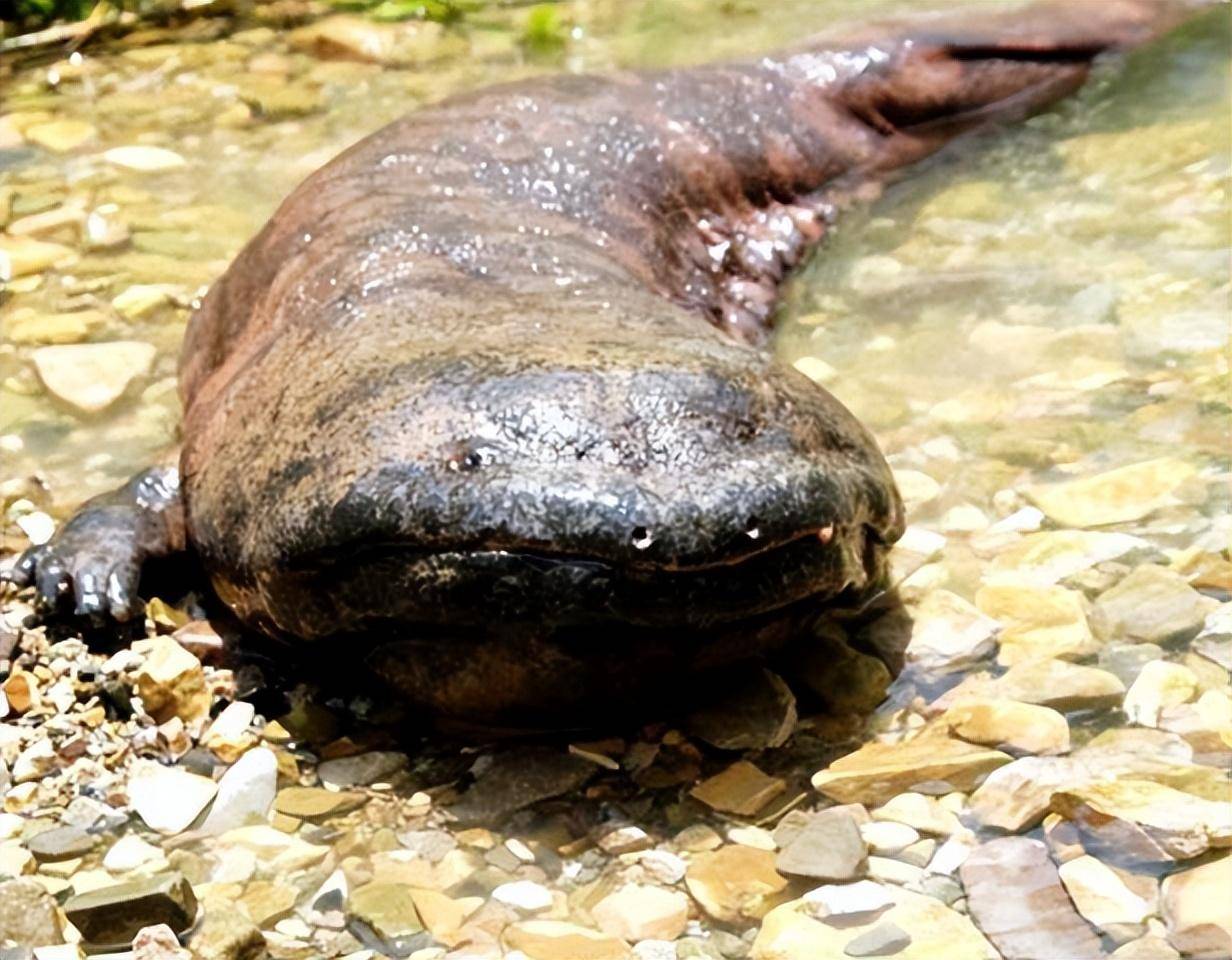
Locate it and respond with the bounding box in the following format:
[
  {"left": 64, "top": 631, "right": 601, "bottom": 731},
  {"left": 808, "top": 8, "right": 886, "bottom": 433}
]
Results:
[
  {"left": 1161, "top": 854, "right": 1232, "bottom": 959},
  {"left": 1026, "top": 458, "right": 1196, "bottom": 527},
  {"left": 32, "top": 341, "right": 157, "bottom": 415},
  {"left": 64, "top": 873, "right": 197, "bottom": 948},
  {"left": 1092, "top": 566, "right": 1218, "bottom": 645},
  {"left": 774, "top": 809, "right": 868, "bottom": 881},
  {"left": 1057, "top": 854, "right": 1151, "bottom": 941},
  {"left": 943, "top": 698, "right": 1070, "bottom": 756},
  {"left": 685, "top": 845, "right": 788, "bottom": 924},
  {"left": 960, "top": 837, "right": 1102, "bottom": 960},
  {"left": 812, "top": 731, "right": 1011, "bottom": 807},
  {"left": 0, "top": 877, "right": 64, "bottom": 947},
  {"left": 691, "top": 760, "right": 786, "bottom": 816}
]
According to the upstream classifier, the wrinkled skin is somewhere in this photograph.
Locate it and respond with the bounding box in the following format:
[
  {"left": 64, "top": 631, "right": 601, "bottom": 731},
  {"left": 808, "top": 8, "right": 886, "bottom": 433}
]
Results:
[{"left": 5, "top": 0, "right": 1210, "bottom": 720}]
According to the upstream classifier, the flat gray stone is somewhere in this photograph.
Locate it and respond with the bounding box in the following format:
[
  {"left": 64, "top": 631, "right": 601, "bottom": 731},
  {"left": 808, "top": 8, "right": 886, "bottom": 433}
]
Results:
[
  {"left": 316, "top": 750, "right": 407, "bottom": 788},
  {"left": 845, "top": 922, "right": 912, "bottom": 957},
  {"left": 775, "top": 810, "right": 868, "bottom": 881},
  {"left": 26, "top": 825, "right": 97, "bottom": 862}
]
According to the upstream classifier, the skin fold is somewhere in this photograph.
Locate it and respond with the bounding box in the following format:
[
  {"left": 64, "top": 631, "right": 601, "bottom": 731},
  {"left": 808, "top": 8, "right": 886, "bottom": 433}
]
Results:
[{"left": 4, "top": 0, "right": 1214, "bottom": 721}]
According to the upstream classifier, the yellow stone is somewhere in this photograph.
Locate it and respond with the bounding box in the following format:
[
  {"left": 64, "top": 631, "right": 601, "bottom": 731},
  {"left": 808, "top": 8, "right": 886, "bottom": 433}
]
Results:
[
  {"left": 134, "top": 635, "right": 212, "bottom": 724},
  {"left": 812, "top": 731, "right": 1012, "bottom": 807},
  {"left": 409, "top": 888, "right": 479, "bottom": 946},
  {"left": 691, "top": 761, "right": 786, "bottom": 816},
  {"left": 0, "top": 235, "right": 77, "bottom": 279},
  {"left": 1026, "top": 458, "right": 1195, "bottom": 528},
  {"left": 31, "top": 341, "right": 157, "bottom": 414},
  {"left": 975, "top": 582, "right": 1099, "bottom": 665},
  {"left": 1161, "top": 854, "right": 1232, "bottom": 957},
  {"left": 2, "top": 310, "right": 105, "bottom": 345},
  {"left": 753, "top": 887, "right": 996, "bottom": 960},
  {"left": 502, "top": 920, "right": 631, "bottom": 960},
  {"left": 944, "top": 698, "right": 1070, "bottom": 756},
  {"left": 685, "top": 845, "right": 789, "bottom": 925},
  {"left": 1124, "top": 661, "right": 1199, "bottom": 728},
  {"left": 24, "top": 119, "right": 96, "bottom": 153}
]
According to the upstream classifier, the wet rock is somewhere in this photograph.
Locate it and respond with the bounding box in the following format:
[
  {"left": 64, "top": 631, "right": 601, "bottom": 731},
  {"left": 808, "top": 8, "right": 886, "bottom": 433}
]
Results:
[
  {"left": 960, "top": 837, "right": 1102, "bottom": 960},
  {"left": 239, "top": 880, "right": 297, "bottom": 927},
  {"left": 288, "top": 16, "right": 456, "bottom": 67},
  {"left": 135, "top": 637, "right": 212, "bottom": 724},
  {"left": 348, "top": 881, "right": 423, "bottom": 939},
  {"left": 754, "top": 887, "right": 992, "bottom": 960},
  {"left": 129, "top": 762, "right": 217, "bottom": 835},
  {"left": 1026, "top": 458, "right": 1195, "bottom": 527},
  {"left": 317, "top": 750, "right": 407, "bottom": 788},
  {"left": 1092, "top": 565, "right": 1218, "bottom": 645},
  {"left": 31, "top": 340, "right": 156, "bottom": 415},
  {"left": 685, "top": 845, "right": 788, "bottom": 924},
  {"left": 0, "top": 235, "right": 78, "bottom": 278},
  {"left": 1124, "top": 660, "right": 1199, "bottom": 727},
  {"left": 103, "top": 835, "right": 164, "bottom": 874},
  {"left": 775, "top": 809, "right": 867, "bottom": 881},
  {"left": 691, "top": 761, "right": 786, "bottom": 817},
  {"left": 503, "top": 919, "right": 631, "bottom": 960},
  {"left": 217, "top": 825, "right": 328, "bottom": 873},
  {"left": 101, "top": 146, "right": 186, "bottom": 172},
  {"left": 990, "top": 658, "right": 1125, "bottom": 712},
  {"left": 968, "top": 756, "right": 1080, "bottom": 832},
  {"left": 802, "top": 880, "right": 895, "bottom": 922},
  {"left": 0, "top": 878, "right": 64, "bottom": 946},
  {"left": 686, "top": 669, "right": 796, "bottom": 750},
  {"left": 3, "top": 310, "right": 105, "bottom": 345},
  {"left": 1161, "top": 854, "right": 1232, "bottom": 959},
  {"left": 943, "top": 698, "right": 1070, "bottom": 756},
  {"left": 904, "top": 590, "right": 998, "bottom": 674},
  {"left": 188, "top": 911, "right": 264, "bottom": 960},
  {"left": 1052, "top": 779, "right": 1232, "bottom": 862},
  {"left": 198, "top": 747, "right": 277, "bottom": 835},
  {"left": 132, "top": 923, "right": 190, "bottom": 960},
  {"left": 986, "top": 530, "right": 1150, "bottom": 587},
  {"left": 787, "top": 629, "right": 891, "bottom": 716},
  {"left": 26, "top": 825, "right": 96, "bottom": 862},
  {"left": 25, "top": 120, "right": 96, "bottom": 153},
  {"left": 1100, "top": 643, "right": 1166, "bottom": 687},
  {"left": 812, "top": 731, "right": 1011, "bottom": 807},
  {"left": 492, "top": 880, "right": 553, "bottom": 914},
  {"left": 447, "top": 749, "right": 593, "bottom": 825},
  {"left": 64, "top": 873, "right": 197, "bottom": 948},
  {"left": 844, "top": 922, "right": 912, "bottom": 957},
  {"left": 273, "top": 786, "right": 367, "bottom": 820},
  {"left": 974, "top": 582, "right": 1098, "bottom": 664},
  {"left": 592, "top": 884, "right": 689, "bottom": 942},
  {"left": 872, "top": 792, "right": 962, "bottom": 837},
  {"left": 1057, "top": 855, "right": 1151, "bottom": 940},
  {"left": 200, "top": 701, "right": 256, "bottom": 763},
  {"left": 861, "top": 821, "right": 920, "bottom": 856},
  {"left": 1111, "top": 936, "right": 1181, "bottom": 959}
]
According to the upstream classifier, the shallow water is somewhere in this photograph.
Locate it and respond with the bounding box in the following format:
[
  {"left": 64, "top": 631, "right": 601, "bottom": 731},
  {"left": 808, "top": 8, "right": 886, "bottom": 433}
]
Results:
[{"left": 0, "top": 1, "right": 1230, "bottom": 957}]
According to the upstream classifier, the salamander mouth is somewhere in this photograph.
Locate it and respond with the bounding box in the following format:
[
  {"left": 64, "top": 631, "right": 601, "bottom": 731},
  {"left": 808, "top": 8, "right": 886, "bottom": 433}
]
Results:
[{"left": 225, "top": 518, "right": 889, "bottom": 644}]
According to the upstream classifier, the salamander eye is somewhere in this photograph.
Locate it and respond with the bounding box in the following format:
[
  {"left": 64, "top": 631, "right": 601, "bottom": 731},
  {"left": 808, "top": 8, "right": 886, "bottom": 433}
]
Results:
[{"left": 631, "top": 526, "right": 654, "bottom": 550}]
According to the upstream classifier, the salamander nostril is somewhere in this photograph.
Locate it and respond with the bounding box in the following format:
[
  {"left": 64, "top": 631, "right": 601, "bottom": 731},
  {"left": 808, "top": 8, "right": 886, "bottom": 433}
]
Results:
[
  {"left": 630, "top": 526, "right": 654, "bottom": 550},
  {"left": 745, "top": 516, "right": 761, "bottom": 539}
]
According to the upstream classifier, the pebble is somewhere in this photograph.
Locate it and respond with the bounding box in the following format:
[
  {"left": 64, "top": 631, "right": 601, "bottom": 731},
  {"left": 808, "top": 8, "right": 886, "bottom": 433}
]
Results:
[
  {"left": 63, "top": 872, "right": 197, "bottom": 948},
  {"left": 774, "top": 809, "right": 868, "bottom": 881},
  {"left": 0, "top": 878, "right": 64, "bottom": 946},
  {"left": 975, "top": 582, "right": 1098, "bottom": 664},
  {"left": 317, "top": 750, "right": 407, "bottom": 788},
  {"left": 843, "top": 922, "right": 912, "bottom": 957},
  {"left": 102, "top": 834, "right": 165, "bottom": 873},
  {"left": 1092, "top": 565, "right": 1219, "bottom": 645},
  {"left": 1161, "top": 854, "right": 1232, "bottom": 958},
  {"left": 860, "top": 821, "right": 920, "bottom": 855},
  {"left": 197, "top": 747, "right": 277, "bottom": 838},
  {"left": 218, "top": 825, "right": 329, "bottom": 873},
  {"left": 26, "top": 825, "right": 97, "bottom": 862},
  {"left": 132, "top": 922, "right": 191, "bottom": 960},
  {"left": 447, "top": 748, "right": 593, "bottom": 825},
  {"left": 592, "top": 884, "right": 689, "bottom": 942},
  {"left": 685, "top": 845, "right": 788, "bottom": 925},
  {"left": 129, "top": 761, "right": 218, "bottom": 835},
  {"left": 960, "top": 837, "right": 1103, "bottom": 960},
  {"left": 4, "top": 310, "right": 105, "bottom": 345},
  {"left": 990, "top": 657, "right": 1126, "bottom": 711},
  {"left": 812, "top": 732, "right": 1011, "bottom": 807},
  {"left": 872, "top": 792, "right": 962, "bottom": 837},
  {"left": 101, "top": 146, "right": 187, "bottom": 171},
  {"left": 273, "top": 786, "right": 367, "bottom": 820},
  {"left": 347, "top": 881, "right": 424, "bottom": 939},
  {"left": 135, "top": 637, "right": 212, "bottom": 724},
  {"left": 199, "top": 700, "right": 256, "bottom": 762},
  {"left": 0, "top": 234, "right": 78, "bottom": 279},
  {"left": 803, "top": 880, "right": 894, "bottom": 922},
  {"left": 986, "top": 530, "right": 1149, "bottom": 588}
]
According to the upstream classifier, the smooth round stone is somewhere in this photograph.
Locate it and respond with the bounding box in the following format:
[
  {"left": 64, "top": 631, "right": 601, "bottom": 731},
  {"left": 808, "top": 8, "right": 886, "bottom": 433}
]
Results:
[{"left": 27, "top": 825, "right": 97, "bottom": 862}]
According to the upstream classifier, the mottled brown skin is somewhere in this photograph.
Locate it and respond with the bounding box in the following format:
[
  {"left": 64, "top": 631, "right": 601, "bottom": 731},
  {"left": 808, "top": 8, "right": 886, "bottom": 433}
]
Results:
[{"left": 7, "top": 0, "right": 1211, "bottom": 721}]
